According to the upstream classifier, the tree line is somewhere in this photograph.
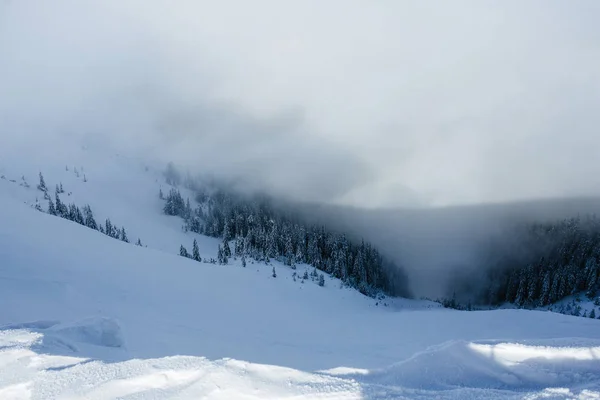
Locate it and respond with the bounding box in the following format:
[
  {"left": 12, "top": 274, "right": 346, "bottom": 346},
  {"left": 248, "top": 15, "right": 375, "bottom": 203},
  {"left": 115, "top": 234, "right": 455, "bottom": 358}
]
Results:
[
  {"left": 37, "top": 172, "right": 143, "bottom": 247},
  {"left": 444, "top": 215, "right": 600, "bottom": 313},
  {"left": 161, "top": 169, "right": 410, "bottom": 298}
]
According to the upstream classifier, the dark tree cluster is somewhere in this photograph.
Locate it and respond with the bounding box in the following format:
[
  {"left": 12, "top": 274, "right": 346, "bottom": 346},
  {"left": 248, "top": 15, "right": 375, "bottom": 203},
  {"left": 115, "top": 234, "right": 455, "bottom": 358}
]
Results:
[
  {"left": 447, "top": 216, "right": 600, "bottom": 311},
  {"left": 161, "top": 172, "right": 411, "bottom": 298}
]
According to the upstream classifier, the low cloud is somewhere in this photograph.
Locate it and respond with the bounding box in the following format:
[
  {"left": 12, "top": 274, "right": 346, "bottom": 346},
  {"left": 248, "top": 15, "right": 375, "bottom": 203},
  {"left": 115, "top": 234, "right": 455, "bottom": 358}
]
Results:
[{"left": 3, "top": 1, "right": 600, "bottom": 208}]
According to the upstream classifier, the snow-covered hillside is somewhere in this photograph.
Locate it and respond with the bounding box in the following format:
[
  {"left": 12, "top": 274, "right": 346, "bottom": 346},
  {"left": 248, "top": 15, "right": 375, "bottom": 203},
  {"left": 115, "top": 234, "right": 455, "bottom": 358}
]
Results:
[{"left": 1, "top": 145, "right": 600, "bottom": 399}]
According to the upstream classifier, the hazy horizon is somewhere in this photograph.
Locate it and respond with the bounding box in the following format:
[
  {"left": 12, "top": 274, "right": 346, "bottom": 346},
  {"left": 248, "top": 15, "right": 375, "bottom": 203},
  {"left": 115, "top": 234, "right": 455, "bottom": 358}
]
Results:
[{"left": 3, "top": 1, "right": 600, "bottom": 210}]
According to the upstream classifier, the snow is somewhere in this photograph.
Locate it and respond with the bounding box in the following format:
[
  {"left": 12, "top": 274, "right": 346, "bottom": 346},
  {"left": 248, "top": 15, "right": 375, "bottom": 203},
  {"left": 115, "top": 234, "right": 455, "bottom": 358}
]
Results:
[{"left": 1, "top": 144, "right": 600, "bottom": 399}]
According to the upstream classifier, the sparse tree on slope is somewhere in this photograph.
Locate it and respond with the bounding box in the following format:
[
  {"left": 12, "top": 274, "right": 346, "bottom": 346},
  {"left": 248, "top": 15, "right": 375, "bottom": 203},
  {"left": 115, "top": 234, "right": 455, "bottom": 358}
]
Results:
[
  {"left": 120, "top": 227, "right": 129, "bottom": 243},
  {"left": 180, "top": 245, "right": 190, "bottom": 258},
  {"left": 48, "top": 198, "right": 57, "bottom": 216},
  {"left": 192, "top": 239, "right": 201, "bottom": 262},
  {"left": 37, "top": 172, "right": 47, "bottom": 192}
]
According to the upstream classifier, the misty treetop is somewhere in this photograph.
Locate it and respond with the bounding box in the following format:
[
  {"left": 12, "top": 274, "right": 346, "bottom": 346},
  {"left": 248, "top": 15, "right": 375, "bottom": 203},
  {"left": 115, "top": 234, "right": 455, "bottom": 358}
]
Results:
[
  {"left": 446, "top": 216, "right": 600, "bottom": 311},
  {"left": 161, "top": 167, "right": 410, "bottom": 298}
]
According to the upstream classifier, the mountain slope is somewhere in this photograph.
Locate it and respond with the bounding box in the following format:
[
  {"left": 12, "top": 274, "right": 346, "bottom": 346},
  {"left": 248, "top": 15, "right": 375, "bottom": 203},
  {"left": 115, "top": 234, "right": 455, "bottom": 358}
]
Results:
[{"left": 1, "top": 147, "right": 600, "bottom": 399}]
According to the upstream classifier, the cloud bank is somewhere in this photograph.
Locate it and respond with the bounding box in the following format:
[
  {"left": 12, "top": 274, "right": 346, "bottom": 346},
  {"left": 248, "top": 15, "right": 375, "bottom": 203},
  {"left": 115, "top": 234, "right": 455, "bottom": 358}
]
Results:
[{"left": 2, "top": 0, "right": 600, "bottom": 208}]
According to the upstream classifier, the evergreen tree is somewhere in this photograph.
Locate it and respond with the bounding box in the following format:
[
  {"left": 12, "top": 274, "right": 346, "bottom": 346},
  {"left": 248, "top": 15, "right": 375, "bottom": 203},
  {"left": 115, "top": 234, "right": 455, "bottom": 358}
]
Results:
[
  {"left": 55, "top": 192, "right": 67, "bottom": 218},
  {"left": 318, "top": 273, "right": 325, "bottom": 287},
  {"left": 272, "top": 266, "right": 277, "bottom": 278},
  {"left": 589, "top": 309, "right": 596, "bottom": 318},
  {"left": 242, "top": 256, "right": 247, "bottom": 268},
  {"left": 192, "top": 239, "right": 201, "bottom": 262},
  {"left": 74, "top": 205, "right": 84, "bottom": 225},
  {"left": 136, "top": 238, "right": 143, "bottom": 246},
  {"left": 223, "top": 239, "right": 232, "bottom": 258},
  {"left": 105, "top": 219, "right": 114, "bottom": 238},
  {"left": 83, "top": 205, "right": 98, "bottom": 230},
  {"left": 180, "top": 245, "right": 190, "bottom": 258},
  {"left": 37, "top": 172, "right": 47, "bottom": 192},
  {"left": 120, "top": 227, "right": 129, "bottom": 243},
  {"left": 217, "top": 245, "right": 223, "bottom": 264},
  {"left": 48, "top": 198, "right": 57, "bottom": 215}
]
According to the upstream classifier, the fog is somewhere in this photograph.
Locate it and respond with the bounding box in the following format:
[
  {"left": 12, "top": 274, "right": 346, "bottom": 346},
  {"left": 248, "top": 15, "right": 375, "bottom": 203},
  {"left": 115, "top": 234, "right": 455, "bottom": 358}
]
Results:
[{"left": 2, "top": 1, "right": 600, "bottom": 297}]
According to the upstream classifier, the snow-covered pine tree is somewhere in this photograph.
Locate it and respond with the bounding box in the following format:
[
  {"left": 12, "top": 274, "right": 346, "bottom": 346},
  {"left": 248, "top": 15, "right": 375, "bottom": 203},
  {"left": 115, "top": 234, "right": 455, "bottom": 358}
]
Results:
[
  {"left": 105, "top": 219, "right": 114, "bottom": 238},
  {"left": 74, "top": 205, "right": 84, "bottom": 225},
  {"left": 180, "top": 245, "right": 190, "bottom": 258},
  {"left": 37, "top": 172, "right": 47, "bottom": 192},
  {"left": 83, "top": 205, "right": 98, "bottom": 230},
  {"left": 66, "top": 203, "right": 77, "bottom": 221},
  {"left": 136, "top": 238, "right": 143, "bottom": 246},
  {"left": 318, "top": 273, "right": 325, "bottom": 287},
  {"left": 47, "top": 198, "right": 57, "bottom": 215},
  {"left": 223, "top": 239, "right": 232, "bottom": 258},
  {"left": 120, "top": 227, "right": 129, "bottom": 243},
  {"left": 192, "top": 239, "right": 201, "bottom": 262},
  {"left": 272, "top": 266, "right": 277, "bottom": 278}
]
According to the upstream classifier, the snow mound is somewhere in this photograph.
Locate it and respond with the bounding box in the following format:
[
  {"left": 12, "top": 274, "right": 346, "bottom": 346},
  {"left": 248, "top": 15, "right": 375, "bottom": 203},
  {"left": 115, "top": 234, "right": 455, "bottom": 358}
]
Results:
[
  {"left": 366, "top": 339, "right": 600, "bottom": 391},
  {"left": 0, "top": 329, "right": 362, "bottom": 400},
  {"left": 47, "top": 317, "right": 125, "bottom": 348}
]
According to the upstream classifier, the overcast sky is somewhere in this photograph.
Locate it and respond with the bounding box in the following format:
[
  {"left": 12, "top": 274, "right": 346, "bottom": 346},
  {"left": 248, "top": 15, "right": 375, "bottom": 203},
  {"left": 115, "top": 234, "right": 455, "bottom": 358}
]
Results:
[{"left": 2, "top": 1, "right": 600, "bottom": 208}]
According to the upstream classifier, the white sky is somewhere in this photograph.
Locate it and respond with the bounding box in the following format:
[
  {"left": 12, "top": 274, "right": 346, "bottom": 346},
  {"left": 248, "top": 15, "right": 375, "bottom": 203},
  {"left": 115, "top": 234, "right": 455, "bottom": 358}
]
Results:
[{"left": 2, "top": 1, "right": 600, "bottom": 208}]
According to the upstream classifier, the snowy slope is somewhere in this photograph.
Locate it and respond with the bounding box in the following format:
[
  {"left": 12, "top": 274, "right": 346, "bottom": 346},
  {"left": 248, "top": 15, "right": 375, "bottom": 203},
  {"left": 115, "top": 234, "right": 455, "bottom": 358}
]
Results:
[{"left": 1, "top": 145, "right": 600, "bottom": 399}]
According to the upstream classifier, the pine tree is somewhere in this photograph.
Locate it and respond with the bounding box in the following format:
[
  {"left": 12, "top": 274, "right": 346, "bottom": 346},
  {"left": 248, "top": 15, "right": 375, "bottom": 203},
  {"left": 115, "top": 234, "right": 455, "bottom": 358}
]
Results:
[
  {"left": 67, "top": 203, "right": 76, "bottom": 221},
  {"left": 272, "top": 266, "right": 277, "bottom": 278},
  {"left": 539, "top": 271, "right": 552, "bottom": 306},
  {"left": 185, "top": 198, "right": 192, "bottom": 220},
  {"left": 136, "top": 238, "right": 143, "bottom": 246},
  {"left": 319, "top": 273, "right": 325, "bottom": 287},
  {"left": 59, "top": 183, "right": 64, "bottom": 193},
  {"left": 74, "top": 205, "right": 84, "bottom": 225},
  {"left": 48, "top": 198, "right": 57, "bottom": 215},
  {"left": 37, "top": 172, "right": 47, "bottom": 192},
  {"left": 120, "top": 227, "right": 129, "bottom": 243},
  {"left": 159, "top": 188, "right": 164, "bottom": 200},
  {"left": 180, "top": 245, "right": 190, "bottom": 258},
  {"left": 55, "top": 192, "right": 67, "bottom": 218},
  {"left": 83, "top": 205, "right": 98, "bottom": 230},
  {"left": 34, "top": 199, "right": 43, "bottom": 212},
  {"left": 242, "top": 256, "right": 247, "bottom": 268},
  {"left": 303, "top": 270, "right": 309, "bottom": 280},
  {"left": 590, "top": 309, "right": 596, "bottom": 319},
  {"left": 217, "top": 245, "right": 224, "bottom": 265},
  {"left": 223, "top": 239, "right": 232, "bottom": 258},
  {"left": 192, "top": 239, "right": 201, "bottom": 262},
  {"left": 105, "top": 219, "right": 114, "bottom": 238}
]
